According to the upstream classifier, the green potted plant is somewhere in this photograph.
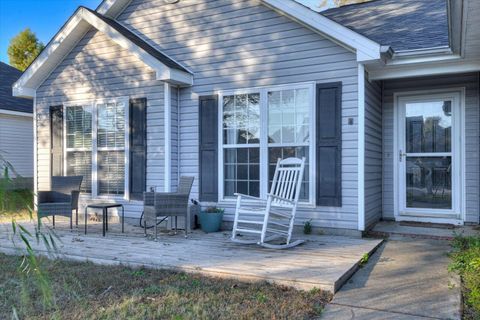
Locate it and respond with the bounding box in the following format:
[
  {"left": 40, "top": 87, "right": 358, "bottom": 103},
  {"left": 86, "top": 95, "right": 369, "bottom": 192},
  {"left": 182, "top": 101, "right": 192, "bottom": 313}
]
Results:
[{"left": 198, "top": 207, "right": 224, "bottom": 233}]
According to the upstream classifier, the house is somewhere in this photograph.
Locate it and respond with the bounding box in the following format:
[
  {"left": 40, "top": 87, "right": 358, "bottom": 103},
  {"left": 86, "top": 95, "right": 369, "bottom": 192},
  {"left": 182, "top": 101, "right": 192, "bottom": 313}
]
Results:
[
  {"left": 0, "top": 62, "right": 33, "bottom": 188},
  {"left": 12, "top": 0, "right": 480, "bottom": 234}
]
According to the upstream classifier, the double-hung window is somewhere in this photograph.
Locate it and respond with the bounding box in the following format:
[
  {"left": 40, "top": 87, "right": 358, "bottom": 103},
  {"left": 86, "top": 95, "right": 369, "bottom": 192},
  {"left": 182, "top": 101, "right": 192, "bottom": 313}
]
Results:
[
  {"left": 219, "top": 83, "right": 315, "bottom": 204},
  {"left": 64, "top": 97, "right": 129, "bottom": 198}
]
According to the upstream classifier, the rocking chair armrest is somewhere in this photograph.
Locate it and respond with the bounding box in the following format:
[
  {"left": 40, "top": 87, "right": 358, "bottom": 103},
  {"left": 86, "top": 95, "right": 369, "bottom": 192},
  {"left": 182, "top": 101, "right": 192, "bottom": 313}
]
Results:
[
  {"left": 234, "top": 193, "right": 266, "bottom": 202},
  {"left": 267, "top": 193, "right": 295, "bottom": 204}
]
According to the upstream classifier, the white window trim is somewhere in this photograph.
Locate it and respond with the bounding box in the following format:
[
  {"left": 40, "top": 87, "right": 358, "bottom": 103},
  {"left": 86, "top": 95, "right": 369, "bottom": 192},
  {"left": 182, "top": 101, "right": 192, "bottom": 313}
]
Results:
[
  {"left": 63, "top": 96, "right": 130, "bottom": 201},
  {"left": 217, "top": 82, "right": 316, "bottom": 206}
]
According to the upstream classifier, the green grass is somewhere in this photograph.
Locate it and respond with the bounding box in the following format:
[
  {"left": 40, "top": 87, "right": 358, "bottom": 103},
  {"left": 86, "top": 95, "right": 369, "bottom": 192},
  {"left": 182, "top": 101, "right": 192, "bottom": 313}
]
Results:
[
  {"left": 0, "top": 254, "right": 331, "bottom": 319},
  {"left": 449, "top": 234, "right": 480, "bottom": 320}
]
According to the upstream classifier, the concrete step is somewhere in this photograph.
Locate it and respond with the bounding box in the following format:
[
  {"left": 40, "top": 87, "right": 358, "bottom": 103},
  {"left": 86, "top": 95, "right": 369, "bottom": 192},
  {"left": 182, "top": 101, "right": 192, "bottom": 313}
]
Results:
[{"left": 366, "top": 221, "right": 479, "bottom": 241}]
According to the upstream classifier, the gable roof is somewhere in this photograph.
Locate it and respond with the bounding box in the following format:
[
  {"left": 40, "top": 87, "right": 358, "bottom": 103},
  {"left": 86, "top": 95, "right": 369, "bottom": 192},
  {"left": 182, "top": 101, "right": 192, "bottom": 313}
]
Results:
[
  {"left": 321, "top": 0, "right": 450, "bottom": 52},
  {"left": 0, "top": 62, "right": 33, "bottom": 114},
  {"left": 83, "top": 7, "right": 188, "bottom": 72},
  {"left": 13, "top": 6, "right": 193, "bottom": 98}
]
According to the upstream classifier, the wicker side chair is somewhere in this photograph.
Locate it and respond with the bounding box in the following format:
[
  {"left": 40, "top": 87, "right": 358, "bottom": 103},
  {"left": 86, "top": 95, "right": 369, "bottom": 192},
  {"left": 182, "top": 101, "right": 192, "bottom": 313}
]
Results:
[
  {"left": 143, "top": 176, "right": 194, "bottom": 240},
  {"left": 37, "top": 176, "right": 83, "bottom": 229}
]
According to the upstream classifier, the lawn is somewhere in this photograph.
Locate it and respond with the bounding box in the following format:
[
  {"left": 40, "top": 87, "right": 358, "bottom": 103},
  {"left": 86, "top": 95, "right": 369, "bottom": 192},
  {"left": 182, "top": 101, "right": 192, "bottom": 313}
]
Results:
[
  {"left": 0, "top": 254, "right": 330, "bottom": 319},
  {"left": 449, "top": 234, "right": 480, "bottom": 320}
]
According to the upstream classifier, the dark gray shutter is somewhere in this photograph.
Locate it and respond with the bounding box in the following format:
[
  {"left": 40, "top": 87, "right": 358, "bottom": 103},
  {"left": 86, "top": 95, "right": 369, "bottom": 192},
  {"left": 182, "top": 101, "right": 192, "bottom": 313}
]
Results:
[
  {"left": 316, "top": 82, "right": 342, "bottom": 207},
  {"left": 50, "top": 105, "right": 63, "bottom": 177},
  {"left": 199, "top": 95, "right": 218, "bottom": 202},
  {"left": 129, "top": 98, "right": 147, "bottom": 201}
]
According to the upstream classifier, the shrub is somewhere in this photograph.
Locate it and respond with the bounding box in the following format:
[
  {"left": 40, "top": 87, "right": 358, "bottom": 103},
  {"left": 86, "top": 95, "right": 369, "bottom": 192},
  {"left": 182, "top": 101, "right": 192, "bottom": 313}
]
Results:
[{"left": 449, "top": 234, "right": 480, "bottom": 319}]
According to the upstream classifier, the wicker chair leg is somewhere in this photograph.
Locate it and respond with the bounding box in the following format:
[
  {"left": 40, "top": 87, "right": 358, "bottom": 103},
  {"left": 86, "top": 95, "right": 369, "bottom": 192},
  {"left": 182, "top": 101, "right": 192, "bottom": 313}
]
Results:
[
  {"left": 76, "top": 209, "right": 78, "bottom": 227},
  {"left": 175, "top": 216, "right": 178, "bottom": 235},
  {"left": 143, "top": 212, "right": 147, "bottom": 237},
  {"left": 154, "top": 218, "right": 158, "bottom": 242},
  {"left": 52, "top": 215, "right": 55, "bottom": 229},
  {"left": 70, "top": 215, "right": 73, "bottom": 230},
  {"left": 185, "top": 214, "right": 188, "bottom": 238}
]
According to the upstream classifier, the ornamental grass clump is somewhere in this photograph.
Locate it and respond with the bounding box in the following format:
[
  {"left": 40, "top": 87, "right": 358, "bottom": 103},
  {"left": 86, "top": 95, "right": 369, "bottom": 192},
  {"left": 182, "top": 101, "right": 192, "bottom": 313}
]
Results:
[{"left": 449, "top": 233, "right": 480, "bottom": 319}]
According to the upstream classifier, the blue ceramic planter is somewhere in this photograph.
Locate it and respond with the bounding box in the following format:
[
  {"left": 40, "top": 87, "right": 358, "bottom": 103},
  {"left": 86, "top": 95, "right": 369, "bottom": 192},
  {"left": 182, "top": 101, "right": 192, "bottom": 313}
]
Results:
[{"left": 199, "top": 211, "right": 224, "bottom": 233}]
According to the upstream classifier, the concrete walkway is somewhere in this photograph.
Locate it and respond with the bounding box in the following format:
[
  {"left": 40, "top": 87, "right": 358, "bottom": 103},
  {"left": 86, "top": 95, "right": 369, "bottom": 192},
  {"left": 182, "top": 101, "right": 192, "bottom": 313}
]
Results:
[{"left": 321, "top": 239, "right": 462, "bottom": 320}]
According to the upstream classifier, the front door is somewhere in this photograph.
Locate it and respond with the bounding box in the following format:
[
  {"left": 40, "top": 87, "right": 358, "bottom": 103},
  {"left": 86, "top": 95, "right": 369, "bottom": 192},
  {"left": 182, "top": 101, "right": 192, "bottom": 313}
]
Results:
[{"left": 397, "top": 92, "right": 462, "bottom": 220}]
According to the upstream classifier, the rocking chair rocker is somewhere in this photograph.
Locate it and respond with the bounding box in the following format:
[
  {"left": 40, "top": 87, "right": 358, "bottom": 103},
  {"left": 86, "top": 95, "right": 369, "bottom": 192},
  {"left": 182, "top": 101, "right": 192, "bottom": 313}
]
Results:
[{"left": 231, "top": 157, "right": 306, "bottom": 249}]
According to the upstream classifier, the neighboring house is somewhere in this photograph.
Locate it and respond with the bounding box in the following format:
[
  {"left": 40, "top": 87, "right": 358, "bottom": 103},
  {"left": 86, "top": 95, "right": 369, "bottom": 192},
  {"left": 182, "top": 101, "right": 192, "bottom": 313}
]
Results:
[
  {"left": 0, "top": 62, "right": 33, "bottom": 188},
  {"left": 12, "top": 0, "right": 480, "bottom": 234}
]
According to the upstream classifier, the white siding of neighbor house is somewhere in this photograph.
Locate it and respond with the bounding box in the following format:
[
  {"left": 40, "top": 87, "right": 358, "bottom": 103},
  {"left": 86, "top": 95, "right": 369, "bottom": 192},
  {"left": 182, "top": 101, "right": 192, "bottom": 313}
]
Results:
[
  {"left": 364, "top": 78, "right": 382, "bottom": 229},
  {"left": 35, "top": 29, "right": 166, "bottom": 217},
  {"left": 117, "top": 0, "right": 360, "bottom": 230},
  {"left": 0, "top": 113, "right": 34, "bottom": 178},
  {"left": 382, "top": 73, "right": 480, "bottom": 224}
]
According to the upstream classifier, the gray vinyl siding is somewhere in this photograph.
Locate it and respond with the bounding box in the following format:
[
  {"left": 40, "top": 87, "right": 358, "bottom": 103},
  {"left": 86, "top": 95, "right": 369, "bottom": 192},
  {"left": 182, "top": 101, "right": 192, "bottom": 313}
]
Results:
[
  {"left": 364, "top": 78, "right": 382, "bottom": 229},
  {"left": 35, "top": 29, "right": 166, "bottom": 218},
  {"left": 382, "top": 73, "right": 480, "bottom": 224},
  {"left": 118, "top": 0, "right": 359, "bottom": 229},
  {"left": 0, "top": 113, "right": 34, "bottom": 177}
]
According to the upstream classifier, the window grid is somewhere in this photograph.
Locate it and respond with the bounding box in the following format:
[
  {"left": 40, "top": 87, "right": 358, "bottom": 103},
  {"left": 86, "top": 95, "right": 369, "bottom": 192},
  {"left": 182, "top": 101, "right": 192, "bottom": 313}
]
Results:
[
  {"left": 219, "top": 83, "right": 315, "bottom": 204},
  {"left": 64, "top": 98, "right": 128, "bottom": 198}
]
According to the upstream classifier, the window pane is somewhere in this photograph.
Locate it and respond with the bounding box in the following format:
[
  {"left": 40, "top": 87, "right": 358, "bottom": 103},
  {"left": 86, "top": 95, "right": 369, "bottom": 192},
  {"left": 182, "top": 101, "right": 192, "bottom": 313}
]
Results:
[
  {"left": 268, "top": 88, "right": 310, "bottom": 144},
  {"left": 67, "top": 151, "right": 92, "bottom": 193},
  {"left": 98, "top": 151, "right": 125, "bottom": 195},
  {"left": 406, "top": 156, "right": 451, "bottom": 209},
  {"left": 97, "top": 102, "right": 125, "bottom": 148},
  {"left": 66, "top": 106, "right": 92, "bottom": 149},
  {"left": 268, "top": 147, "right": 309, "bottom": 200},
  {"left": 223, "top": 148, "right": 260, "bottom": 197},
  {"left": 223, "top": 93, "right": 260, "bottom": 145},
  {"left": 406, "top": 101, "right": 452, "bottom": 153}
]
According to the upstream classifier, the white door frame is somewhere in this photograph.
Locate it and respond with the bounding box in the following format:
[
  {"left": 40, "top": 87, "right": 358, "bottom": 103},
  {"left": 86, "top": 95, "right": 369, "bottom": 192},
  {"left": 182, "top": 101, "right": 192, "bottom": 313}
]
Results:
[{"left": 393, "top": 88, "right": 466, "bottom": 225}]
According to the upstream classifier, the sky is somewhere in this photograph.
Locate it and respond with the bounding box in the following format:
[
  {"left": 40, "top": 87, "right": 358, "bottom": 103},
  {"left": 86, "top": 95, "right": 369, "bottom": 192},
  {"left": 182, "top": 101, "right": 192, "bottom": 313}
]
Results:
[{"left": 0, "top": 0, "right": 333, "bottom": 65}]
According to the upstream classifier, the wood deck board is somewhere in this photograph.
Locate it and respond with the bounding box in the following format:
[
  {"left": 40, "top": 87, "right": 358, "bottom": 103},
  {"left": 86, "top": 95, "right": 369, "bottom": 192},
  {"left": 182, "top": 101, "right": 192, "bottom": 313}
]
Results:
[{"left": 0, "top": 222, "right": 382, "bottom": 293}]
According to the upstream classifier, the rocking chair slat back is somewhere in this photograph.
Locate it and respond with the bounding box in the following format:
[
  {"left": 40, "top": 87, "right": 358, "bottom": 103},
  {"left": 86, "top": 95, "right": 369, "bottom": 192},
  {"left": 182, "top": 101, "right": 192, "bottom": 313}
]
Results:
[{"left": 231, "top": 157, "right": 306, "bottom": 249}]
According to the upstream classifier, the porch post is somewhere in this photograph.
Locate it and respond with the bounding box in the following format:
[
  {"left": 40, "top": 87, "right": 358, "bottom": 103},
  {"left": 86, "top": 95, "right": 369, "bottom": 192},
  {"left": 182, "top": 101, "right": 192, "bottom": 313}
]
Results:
[
  {"left": 33, "top": 92, "right": 38, "bottom": 209},
  {"left": 164, "top": 82, "right": 171, "bottom": 192},
  {"left": 357, "top": 64, "right": 366, "bottom": 231}
]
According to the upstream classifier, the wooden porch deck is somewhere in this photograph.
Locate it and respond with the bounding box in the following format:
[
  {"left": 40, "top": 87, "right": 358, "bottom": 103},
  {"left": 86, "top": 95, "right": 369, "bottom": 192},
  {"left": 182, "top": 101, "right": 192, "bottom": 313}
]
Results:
[{"left": 0, "top": 220, "right": 382, "bottom": 293}]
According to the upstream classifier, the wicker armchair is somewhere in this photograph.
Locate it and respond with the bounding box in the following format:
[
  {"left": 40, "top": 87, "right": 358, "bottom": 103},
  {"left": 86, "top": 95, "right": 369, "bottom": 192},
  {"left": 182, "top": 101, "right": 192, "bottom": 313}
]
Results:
[
  {"left": 37, "top": 176, "right": 83, "bottom": 229},
  {"left": 143, "top": 176, "right": 194, "bottom": 240}
]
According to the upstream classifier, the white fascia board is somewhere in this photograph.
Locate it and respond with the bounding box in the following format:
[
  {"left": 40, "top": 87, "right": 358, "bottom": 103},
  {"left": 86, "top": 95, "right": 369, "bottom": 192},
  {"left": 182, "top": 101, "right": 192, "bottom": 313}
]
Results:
[
  {"left": 12, "top": 13, "right": 85, "bottom": 98},
  {"left": 12, "top": 87, "right": 36, "bottom": 99},
  {"left": 261, "top": 0, "right": 381, "bottom": 62},
  {"left": 97, "top": 0, "right": 131, "bottom": 18},
  {"left": 369, "top": 59, "right": 480, "bottom": 80}
]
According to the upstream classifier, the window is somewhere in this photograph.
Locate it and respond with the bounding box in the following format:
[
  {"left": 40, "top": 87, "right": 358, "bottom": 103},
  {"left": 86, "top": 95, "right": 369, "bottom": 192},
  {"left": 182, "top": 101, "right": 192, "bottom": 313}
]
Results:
[
  {"left": 66, "top": 105, "right": 92, "bottom": 193},
  {"left": 97, "top": 101, "right": 126, "bottom": 195},
  {"left": 219, "top": 83, "right": 315, "bottom": 204},
  {"left": 64, "top": 97, "right": 129, "bottom": 197}
]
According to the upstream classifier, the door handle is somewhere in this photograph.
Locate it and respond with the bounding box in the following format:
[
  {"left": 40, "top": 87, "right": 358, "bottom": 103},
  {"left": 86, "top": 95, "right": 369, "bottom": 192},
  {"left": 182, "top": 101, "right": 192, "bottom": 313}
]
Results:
[{"left": 399, "top": 150, "right": 406, "bottom": 162}]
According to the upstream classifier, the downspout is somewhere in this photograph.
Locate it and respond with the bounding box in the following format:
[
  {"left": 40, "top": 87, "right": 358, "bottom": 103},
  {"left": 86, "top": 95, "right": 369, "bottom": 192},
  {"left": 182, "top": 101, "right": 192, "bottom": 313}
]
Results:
[
  {"left": 164, "top": 82, "right": 171, "bottom": 192},
  {"left": 357, "top": 63, "right": 366, "bottom": 232}
]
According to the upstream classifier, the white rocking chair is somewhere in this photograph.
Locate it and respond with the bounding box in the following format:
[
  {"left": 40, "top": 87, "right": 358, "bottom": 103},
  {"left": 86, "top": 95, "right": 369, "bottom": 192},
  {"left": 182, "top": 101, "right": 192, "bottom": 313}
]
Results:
[{"left": 231, "top": 157, "right": 306, "bottom": 249}]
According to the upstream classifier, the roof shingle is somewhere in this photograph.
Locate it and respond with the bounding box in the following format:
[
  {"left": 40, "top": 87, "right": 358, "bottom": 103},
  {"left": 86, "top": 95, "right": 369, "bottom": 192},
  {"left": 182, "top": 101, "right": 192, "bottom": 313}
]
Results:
[
  {"left": 320, "top": 0, "right": 450, "bottom": 52},
  {"left": 0, "top": 62, "right": 33, "bottom": 113}
]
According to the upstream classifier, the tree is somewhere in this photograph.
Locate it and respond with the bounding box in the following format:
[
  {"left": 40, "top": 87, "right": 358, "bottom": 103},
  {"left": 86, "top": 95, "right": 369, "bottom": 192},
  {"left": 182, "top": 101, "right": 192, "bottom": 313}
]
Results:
[{"left": 7, "top": 28, "right": 45, "bottom": 71}]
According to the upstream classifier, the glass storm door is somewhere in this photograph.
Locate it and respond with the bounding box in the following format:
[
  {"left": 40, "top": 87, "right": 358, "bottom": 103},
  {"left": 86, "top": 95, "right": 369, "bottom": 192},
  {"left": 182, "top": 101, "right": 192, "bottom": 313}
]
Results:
[{"left": 398, "top": 92, "right": 462, "bottom": 218}]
